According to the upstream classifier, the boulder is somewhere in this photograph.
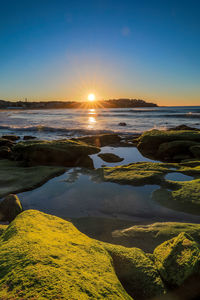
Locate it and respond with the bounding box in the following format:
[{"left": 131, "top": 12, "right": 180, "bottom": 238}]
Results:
[
  {"left": 0, "top": 194, "right": 22, "bottom": 222},
  {"left": 2, "top": 135, "right": 20, "bottom": 141},
  {"left": 190, "top": 145, "right": 200, "bottom": 159},
  {"left": 23, "top": 135, "right": 36, "bottom": 140},
  {"left": 119, "top": 122, "right": 127, "bottom": 126},
  {"left": 0, "top": 146, "right": 11, "bottom": 159},
  {"left": 0, "top": 138, "right": 14, "bottom": 148},
  {"left": 157, "top": 140, "right": 198, "bottom": 161},
  {"left": 104, "top": 243, "right": 165, "bottom": 300},
  {"left": 98, "top": 153, "right": 124, "bottom": 163},
  {"left": 154, "top": 232, "right": 200, "bottom": 286},
  {"left": 137, "top": 129, "right": 200, "bottom": 161},
  {"left": 168, "top": 124, "right": 199, "bottom": 131},
  {"left": 76, "top": 134, "right": 122, "bottom": 147},
  {"left": 13, "top": 139, "right": 100, "bottom": 168}
]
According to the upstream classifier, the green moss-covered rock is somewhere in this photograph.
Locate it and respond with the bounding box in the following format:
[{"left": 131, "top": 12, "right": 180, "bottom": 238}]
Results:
[
  {"left": 153, "top": 179, "right": 200, "bottom": 214},
  {"left": 13, "top": 139, "right": 100, "bottom": 168},
  {"left": 0, "top": 159, "right": 65, "bottom": 198},
  {"left": 112, "top": 222, "right": 200, "bottom": 252},
  {"left": 104, "top": 243, "right": 165, "bottom": 299},
  {"left": 0, "top": 138, "right": 14, "bottom": 148},
  {"left": 0, "top": 146, "right": 11, "bottom": 159},
  {"left": 153, "top": 232, "right": 200, "bottom": 286},
  {"left": 137, "top": 129, "right": 200, "bottom": 161},
  {"left": 98, "top": 152, "right": 124, "bottom": 163},
  {"left": 102, "top": 162, "right": 176, "bottom": 186},
  {"left": 0, "top": 210, "right": 132, "bottom": 299}
]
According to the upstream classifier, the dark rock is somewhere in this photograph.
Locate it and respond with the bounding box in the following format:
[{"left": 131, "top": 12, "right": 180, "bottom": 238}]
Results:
[
  {"left": 0, "top": 146, "right": 11, "bottom": 159},
  {"left": 190, "top": 145, "right": 200, "bottom": 159},
  {"left": 76, "top": 134, "right": 122, "bottom": 147},
  {"left": 168, "top": 124, "right": 199, "bottom": 131},
  {"left": 118, "top": 122, "right": 127, "bottom": 126},
  {"left": 23, "top": 135, "right": 37, "bottom": 140},
  {"left": 0, "top": 138, "right": 14, "bottom": 148},
  {"left": 98, "top": 153, "right": 124, "bottom": 163},
  {"left": 2, "top": 135, "right": 20, "bottom": 141},
  {"left": 0, "top": 194, "right": 23, "bottom": 222},
  {"left": 13, "top": 139, "right": 100, "bottom": 168}
]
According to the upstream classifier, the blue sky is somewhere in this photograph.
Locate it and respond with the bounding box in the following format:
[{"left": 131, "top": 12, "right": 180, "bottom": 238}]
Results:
[{"left": 0, "top": 0, "right": 199, "bottom": 105}]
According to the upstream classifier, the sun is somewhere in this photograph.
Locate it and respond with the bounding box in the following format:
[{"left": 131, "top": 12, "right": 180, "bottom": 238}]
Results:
[{"left": 88, "top": 93, "right": 95, "bottom": 102}]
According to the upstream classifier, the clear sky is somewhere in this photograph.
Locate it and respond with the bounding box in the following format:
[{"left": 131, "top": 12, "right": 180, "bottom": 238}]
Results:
[{"left": 0, "top": 0, "right": 199, "bottom": 105}]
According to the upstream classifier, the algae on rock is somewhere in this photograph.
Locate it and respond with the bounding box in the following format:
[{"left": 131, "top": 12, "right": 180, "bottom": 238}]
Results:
[
  {"left": 154, "top": 232, "right": 200, "bottom": 286},
  {"left": 0, "top": 159, "right": 65, "bottom": 198}
]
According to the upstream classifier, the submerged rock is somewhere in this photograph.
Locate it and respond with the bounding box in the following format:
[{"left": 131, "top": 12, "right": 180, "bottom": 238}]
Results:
[
  {"left": 0, "top": 194, "right": 22, "bottom": 222},
  {"left": 2, "top": 135, "right": 20, "bottom": 141},
  {"left": 111, "top": 222, "right": 200, "bottom": 253},
  {"left": 0, "top": 159, "right": 66, "bottom": 198},
  {"left": 154, "top": 232, "right": 200, "bottom": 287},
  {"left": 98, "top": 153, "right": 124, "bottom": 163},
  {"left": 13, "top": 139, "right": 100, "bottom": 168}
]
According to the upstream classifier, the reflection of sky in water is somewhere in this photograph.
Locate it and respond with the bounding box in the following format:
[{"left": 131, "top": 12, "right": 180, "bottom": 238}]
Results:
[
  {"left": 18, "top": 169, "right": 200, "bottom": 224},
  {"left": 165, "top": 172, "right": 193, "bottom": 181},
  {"left": 91, "top": 146, "right": 159, "bottom": 168}
]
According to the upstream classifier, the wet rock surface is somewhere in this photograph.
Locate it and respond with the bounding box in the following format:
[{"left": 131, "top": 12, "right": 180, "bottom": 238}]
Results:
[
  {"left": 0, "top": 194, "right": 22, "bottom": 222},
  {"left": 98, "top": 152, "right": 124, "bottom": 163}
]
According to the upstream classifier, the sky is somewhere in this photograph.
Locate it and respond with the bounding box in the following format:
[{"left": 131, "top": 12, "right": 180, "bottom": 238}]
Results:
[{"left": 0, "top": 0, "right": 199, "bottom": 106}]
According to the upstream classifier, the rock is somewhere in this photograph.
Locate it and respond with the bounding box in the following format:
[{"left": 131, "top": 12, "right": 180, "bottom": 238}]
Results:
[
  {"left": 119, "top": 122, "right": 127, "bottom": 126},
  {"left": 168, "top": 124, "right": 199, "bottom": 131},
  {"left": 102, "top": 162, "right": 175, "bottom": 186},
  {"left": 152, "top": 179, "right": 200, "bottom": 214},
  {"left": 0, "top": 210, "right": 132, "bottom": 299},
  {"left": 0, "top": 159, "right": 66, "bottom": 198},
  {"left": 23, "top": 135, "right": 36, "bottom": 140},
  {"left": 0, "top": 146, "right": 11, "bottom": 159},
  {"left": 98, "top": 153, "right": 124, "bottom": 163},
  {"left": 13, "top": 139, "right": 100, "bottom": 168},
  {"left": 111, "top": 222, "right": 200, "bottom": 253},
  {"left": 190, "top": 145, "right": 200, "bottom": 159},
  {"left": 137, "top": 129, "right": 200, "bottom": 161},
  {"left": 0, "top": 194, "right": 22, "bottom": 222},
  {"left": 104, "top": 243, "right": 165, "bottom": 299},
  {"left": 157, "top": 140, "right": 198, "bottom": 161},
  {"left": 153, "top": 232, "right": 200, "bottom": 286},
  {"left": 0, "top": 138, "right": 14, "bottom": 148},
  {"left": 2, "top": 135, "right": 20, "bottom": 141},
  {"left": 76, "top": 134, "right": 122, "bottom": 147}
]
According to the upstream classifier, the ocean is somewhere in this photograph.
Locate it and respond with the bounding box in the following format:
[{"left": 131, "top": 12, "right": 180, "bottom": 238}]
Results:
[{"left": 0, "top": 106, "right": 200, "bottom": 140}]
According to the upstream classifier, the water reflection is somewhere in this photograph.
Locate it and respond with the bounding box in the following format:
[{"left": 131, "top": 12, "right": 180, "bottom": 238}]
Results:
[{"left": 88, "top": 109, "right": 97, "bottom": 129}]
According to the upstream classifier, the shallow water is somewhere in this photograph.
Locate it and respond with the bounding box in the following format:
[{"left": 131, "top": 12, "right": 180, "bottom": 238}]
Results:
[
  {"left": 91, "top": 146, "right": 158, "bottom": 168},
  {"left": 0, "top": 106, "right": 200, "bottom": 140},
  {"left": 18, "top": 168, "right": 200, "bottom": 225},
  {"left": 165, "top": 172, "right": 193, "bottom": 181}
]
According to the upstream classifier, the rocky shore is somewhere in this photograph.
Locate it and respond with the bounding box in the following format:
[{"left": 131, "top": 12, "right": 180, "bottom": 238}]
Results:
[{"left": 0, "top": 125, "right": 200, "bottom": 299}]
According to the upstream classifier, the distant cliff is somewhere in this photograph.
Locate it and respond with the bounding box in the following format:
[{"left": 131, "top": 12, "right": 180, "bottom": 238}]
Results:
[{"left": 0, "top": 98, "right": 158, "bottom": 109}]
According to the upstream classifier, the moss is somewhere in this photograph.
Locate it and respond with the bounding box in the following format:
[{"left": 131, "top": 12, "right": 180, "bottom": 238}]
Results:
[
  {"left": 0, "top": 159, "right": 65, "bottom": 198},
  {"left": 102, "top": 162, "right": 177, "bottom": 186},
  {"left": 103, "top": 243, "right": 165, "bottom": 300},
  {"left": 111, "top": 222, "right": 200, "bottom": 252},
  {"left": 0, "top": 210, "right": 132, "bottom": 299},
  {"left": 137, "top": 129, "right": 200, "bottom": 161},
  {"left": 153, "top": 232, "right": 200, "bottom": 286},
  {"left": 153, "top": 179, "right": 200, "bottom": 214},
  {"left": 98, "top": 153, "right": 124, "bottom": 163},
  {"left": 74, "top": 134, "right": 122, "bottom": 147},
  {"left": 13, "top": 139, "right": 100, "bottom": 168}
]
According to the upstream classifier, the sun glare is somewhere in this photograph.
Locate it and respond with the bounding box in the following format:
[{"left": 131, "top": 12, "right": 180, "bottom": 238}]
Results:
[{"left": 88, "top": 93, "right": 95, "bottom": 102}]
